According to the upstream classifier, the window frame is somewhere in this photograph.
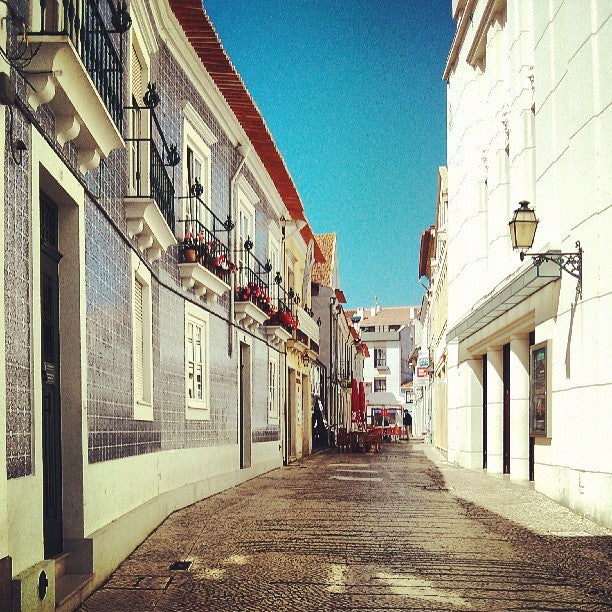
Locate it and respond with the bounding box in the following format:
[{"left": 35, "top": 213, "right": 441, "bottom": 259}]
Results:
[
  {"left": 373, "top": 377, "right": 386, "bottom": 393},
  {"left": 374, "top": 348, "right": 387, "bottom": 368},
  {"left": 182, "top": 105, "right": 217, "bottom": 234},
  {"left": 268, "top": 351, "right": 280, "bottom": 423},
  {"left": 236, "top": 177, "right": 258, "bottom": 286},
  {"left": 132, "top": 251, "right": 153, "bottom": 421},
  {"left": 185, "top": 301, "right": 210, "bottom": 420}
]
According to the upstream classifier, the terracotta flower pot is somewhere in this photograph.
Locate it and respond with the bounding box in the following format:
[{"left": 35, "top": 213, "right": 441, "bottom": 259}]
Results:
[{"left": 183, "top": 248, "right": 197, "bottom": 263}]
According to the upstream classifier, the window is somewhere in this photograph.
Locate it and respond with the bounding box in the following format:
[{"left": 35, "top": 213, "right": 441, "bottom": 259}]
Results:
[
  {"left": 132, "top": 252, "right": 153, "bottom": 420},
  {"left": 268, "top": 228, "right": 281, "bottom": 300},
  {"left": 185, "top": 302, "right": 210, "bottom": 420},
  {"left": 236, "top": 177, "right": 257, "bottom": 287},
  {"left": 268, "top": 353, "right": 279, "bottom": 422},
  {"left": 362, "top": 326, "right": 374, "bottom": 332},
  {"left": 374, "top": 378, "right": 386, "bottom": 392},
  {"left": 182, "top": 104, "right": 217, "bottom": 234},
  {"left": 374, "top": 348, "right": 386, "bottom": 368}
]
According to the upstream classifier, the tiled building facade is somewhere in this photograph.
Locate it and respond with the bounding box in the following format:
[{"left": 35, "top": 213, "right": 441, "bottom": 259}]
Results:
[{"left": 0, "top": 1, "right": 321, "bottom": 607}]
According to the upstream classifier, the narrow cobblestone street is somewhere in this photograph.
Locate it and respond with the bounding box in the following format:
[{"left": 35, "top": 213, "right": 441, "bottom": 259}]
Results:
[{"left": 81, "top": 442, "right": 611, "bottom": 611}]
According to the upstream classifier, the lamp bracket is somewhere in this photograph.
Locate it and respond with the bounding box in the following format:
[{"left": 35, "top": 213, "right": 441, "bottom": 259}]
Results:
[{"left": 520, "top": 241, "right": 582, "bottom": 297}]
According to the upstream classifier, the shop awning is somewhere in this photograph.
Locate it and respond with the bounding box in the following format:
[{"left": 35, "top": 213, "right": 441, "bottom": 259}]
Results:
[{"left": 446, "top": 259, "right": 561, "bottom": 343}]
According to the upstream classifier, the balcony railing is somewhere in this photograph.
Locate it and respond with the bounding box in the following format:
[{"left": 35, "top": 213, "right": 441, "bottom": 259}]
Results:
[
  {"left": 235, "top": 242, "right": 272, "bottom": 312},
  {"left": 181, "top": 190, "right": 234, "bottom": 284},
  {"left": 125, "top": 103, "right": 178, "bottom": 232},
  {"left": 31, "top": 0, "right": 125, "bottom": 129}
]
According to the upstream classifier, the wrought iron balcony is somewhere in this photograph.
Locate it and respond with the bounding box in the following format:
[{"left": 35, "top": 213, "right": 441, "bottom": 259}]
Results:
[
  {"left": 25, "top": 0, "right": 128, "bottom": 170},
  {"left": 177, "top": 192, "right": 234, "bottom": 303},
  {"left": 124, "top": 100, "right": 178, "bottom": 262},
  {"left": 234, "top": 242, "right": 274, "bottom": 330}
]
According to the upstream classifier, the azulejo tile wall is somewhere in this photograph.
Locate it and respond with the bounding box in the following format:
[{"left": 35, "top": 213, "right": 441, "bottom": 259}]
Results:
[{"left": 4, "top": 105, "right": 32, "bottom": 479}]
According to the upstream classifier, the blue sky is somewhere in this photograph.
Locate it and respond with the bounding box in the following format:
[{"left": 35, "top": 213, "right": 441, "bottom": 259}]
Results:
[{"left": 204, "top": 1, "right": 455, "bottom": 308}]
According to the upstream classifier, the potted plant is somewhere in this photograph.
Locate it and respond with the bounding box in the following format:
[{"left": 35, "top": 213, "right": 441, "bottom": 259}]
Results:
[{"left": 181, "top": 233, "right": 203, "bottom": 263}]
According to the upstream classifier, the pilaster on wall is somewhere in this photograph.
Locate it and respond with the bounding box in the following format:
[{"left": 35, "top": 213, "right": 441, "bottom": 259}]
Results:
[
  {"left": 0, "top": 2, "right": 9, "bottom": 556},
  {"left": 461, "top": 357, "right": 484, "bottom": 470},
  {"left": 509, "top": 335, "right": 530, "bottom": 481},
  {"left": 486, "top": 348, "right": 504, "bottom": 474}
]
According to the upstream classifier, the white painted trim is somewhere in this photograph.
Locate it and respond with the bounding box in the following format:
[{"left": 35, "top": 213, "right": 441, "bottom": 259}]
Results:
[
  {"left": 130, "top": 0, "right": 159, "bottom": 57},
  {"left": 185, "top": 301, "right": 210, "bottom": 420},
  {"left": 183, "top": 101, "right": 218, "bottom": 147},
  {"left": 182, "top": 117, "right": 213, "bottom": 227},
  {"left": 237, "top": 174, "right": 260, "bottom": 206},
  {"left": 131, "top": 251, "right": 153, "bottom": 421}
]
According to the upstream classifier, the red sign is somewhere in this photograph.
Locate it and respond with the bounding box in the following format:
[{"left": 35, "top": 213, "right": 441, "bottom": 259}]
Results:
[{"left": 416, "top": 367, "right": 428, "bottom": 378}]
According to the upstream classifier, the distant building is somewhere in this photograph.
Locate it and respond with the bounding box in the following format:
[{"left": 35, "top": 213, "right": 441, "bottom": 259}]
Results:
[{"left": 351, "top": 305, "right": 419, "bottom": 408}]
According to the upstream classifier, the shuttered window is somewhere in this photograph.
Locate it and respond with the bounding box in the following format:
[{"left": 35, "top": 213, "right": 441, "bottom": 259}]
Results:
[
  {"left": 133, "top": 278, "right": 144, "bottom": 402},
  {"left": 131, "top": 44, "right": 143, "bottom": 105},
  {"left": 132, "top": 252, "right": 152, "bottom": 420},
  {"left": 268, "top": 358, "right": 278, "bottom": 419},
  {"left": 185, "top": 303, "right": 210, "bottom": 419}
]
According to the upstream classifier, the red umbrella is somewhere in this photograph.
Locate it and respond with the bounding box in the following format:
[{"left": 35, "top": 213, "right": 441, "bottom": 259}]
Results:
[
  {"left": 351, "top": 379, "right": 358, "bottom": 423},
  {"left": 358, "top": 382, "right": 366, "bottom": 423}
]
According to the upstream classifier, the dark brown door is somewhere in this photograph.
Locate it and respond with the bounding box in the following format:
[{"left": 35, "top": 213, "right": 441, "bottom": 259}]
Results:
[
  {"left": 482, "top": 354, "right": 487, "bottom": 469},
  {"left": 40, "top": 193, "right": 63, "bottom": 558},
  {"left": 503, "top": 343, "right": 511, "bottom": 475},
  {"left": 239, "top": 343, "right": 251, "bottom": 469}
]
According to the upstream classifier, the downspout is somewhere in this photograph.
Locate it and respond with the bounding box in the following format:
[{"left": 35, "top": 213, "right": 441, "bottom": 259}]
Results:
[{"left": 228, "top": 143, "right": 250, "bottom": 357}]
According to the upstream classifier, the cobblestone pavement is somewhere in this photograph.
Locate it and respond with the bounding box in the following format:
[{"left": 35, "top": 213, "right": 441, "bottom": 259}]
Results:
[{"left": 80, "top": 441, "right": 611, "bottom": 611}]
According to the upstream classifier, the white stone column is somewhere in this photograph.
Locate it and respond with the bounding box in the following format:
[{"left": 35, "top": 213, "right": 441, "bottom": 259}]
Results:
[
  {"left": 510, "top": 335, "right": 530, "bottom": 480},
  {"left": 446, "top": 340, "right": 461, "bottom": 464},
  {"left": 462, "top": 357, "right": 484, "bottom": 470},
  {"left": 486, "top": 348, "right": 504, "bottom": 474}
]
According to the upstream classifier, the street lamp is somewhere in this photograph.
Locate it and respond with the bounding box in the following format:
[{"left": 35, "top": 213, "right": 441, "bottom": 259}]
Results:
[{"left": 509, "top": 200, "right": 583, "bottom": 297}]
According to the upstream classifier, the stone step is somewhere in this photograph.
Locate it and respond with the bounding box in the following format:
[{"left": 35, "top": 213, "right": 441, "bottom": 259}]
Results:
[{"left": 55, "top": 573, "right": 95, "bottom": 611}]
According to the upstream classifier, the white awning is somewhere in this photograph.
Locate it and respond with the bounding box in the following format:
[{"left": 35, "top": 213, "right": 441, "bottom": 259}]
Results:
[{"left": 446, "top": 260, "right": 561, "bottom": 343}]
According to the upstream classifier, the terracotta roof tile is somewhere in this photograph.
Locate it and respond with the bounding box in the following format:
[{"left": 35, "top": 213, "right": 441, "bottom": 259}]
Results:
[
  {"left": 311, "top": 233, "right": 336, "bottom": 285},
  {"left": 360, "top": 307, "right": 417, "bottom": 326}
]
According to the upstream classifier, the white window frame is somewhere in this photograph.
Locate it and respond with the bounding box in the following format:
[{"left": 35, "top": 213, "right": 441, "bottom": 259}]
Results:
[
  {"left": 182, "top": 104, "right": 217, "bottom": 234},
  {"left": 132, "top": 252, "right": 153, "bottom": 421},
  {"left": 236, "top": 176, "right": 257, "bottom": 287},
  {"left": 268, "top": 227, "right": 281, "bottom": 300},
  {"left": 268, "top": 351, "right": 280, "bottom": 423},
  {"left": 185, "top": 302, "right": 210, "bottom": 420}
]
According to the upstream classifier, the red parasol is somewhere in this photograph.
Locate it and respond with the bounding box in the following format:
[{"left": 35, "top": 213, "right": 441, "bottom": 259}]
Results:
[
  {"left": 358, "top": 382, "right": 366, "bottom": 423},
  {"left": 351, "top": 379, "right": 358, "bottom": 423}
]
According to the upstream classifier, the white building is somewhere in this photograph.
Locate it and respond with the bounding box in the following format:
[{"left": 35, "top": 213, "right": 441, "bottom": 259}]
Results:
[
  {"left": 444, "top": 0, "right": 611, "bottom": 527},
  {"left": 352, "top": 306, "right": 418, "bottom": 407}
]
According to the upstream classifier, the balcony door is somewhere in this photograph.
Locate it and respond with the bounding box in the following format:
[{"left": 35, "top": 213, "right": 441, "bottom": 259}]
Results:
[
  {"left": 239, "top": 343, "right": 252, "bottom": 469},
  {"left": 40, "top": 192, "right": 64, "bottom": 558}
]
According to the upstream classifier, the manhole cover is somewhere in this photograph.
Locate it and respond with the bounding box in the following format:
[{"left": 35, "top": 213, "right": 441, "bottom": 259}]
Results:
[{"left": 169, "top": 560, "right": 192, "bottom": 571}]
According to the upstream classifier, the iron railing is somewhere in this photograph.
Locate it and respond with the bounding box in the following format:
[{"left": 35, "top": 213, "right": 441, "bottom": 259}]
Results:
[
  {"left": 125, "top": 104, "right": 178, "bottom": 232},
  {"left": 236, "top": 241, "right": 272, "bottom": 310},
  {"left": 31, "top": 0, "right": 125, "bottom": 128},
  {"left": 181, "top": 190, "right": 233, "bottom": 282}
]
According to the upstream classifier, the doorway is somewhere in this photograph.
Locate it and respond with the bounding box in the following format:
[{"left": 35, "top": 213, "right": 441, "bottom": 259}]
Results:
[
  {"left": 239, "top": 343, "right": 251, "bottom": 469},
  {"left": 528, "top": 331, "right": 536, "bottom": 481},
  {"left": 40, "top": 192, "right": 64, "bottom": 558},
  {"left": 502, "top": 342, "right": 510, "bottom": 475},
  {"left": 287, "top": 368, "right": 296, "bottom": 460},
  {"left": 482, "top": 354, "right": 487, "bottom": 469}
]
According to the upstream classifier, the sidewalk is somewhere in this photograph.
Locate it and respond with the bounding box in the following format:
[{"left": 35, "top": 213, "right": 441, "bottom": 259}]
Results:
[
  {"left": 420, "top": 443, "right": 610, "bottom": 537},
  {"left": 80, "top": 440, "right": 611, "bottom": 611}
]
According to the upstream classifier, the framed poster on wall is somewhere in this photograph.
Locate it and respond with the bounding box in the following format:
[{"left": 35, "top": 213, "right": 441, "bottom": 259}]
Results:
[{"left": 530, "top": 340, "right": 552, "bottom": 437}]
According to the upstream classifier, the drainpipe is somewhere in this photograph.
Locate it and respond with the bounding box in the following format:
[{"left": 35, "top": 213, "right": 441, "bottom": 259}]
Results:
[{"left": 228, "top": 143, "right": 250, "bottom": 357}]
